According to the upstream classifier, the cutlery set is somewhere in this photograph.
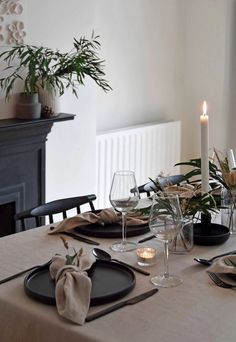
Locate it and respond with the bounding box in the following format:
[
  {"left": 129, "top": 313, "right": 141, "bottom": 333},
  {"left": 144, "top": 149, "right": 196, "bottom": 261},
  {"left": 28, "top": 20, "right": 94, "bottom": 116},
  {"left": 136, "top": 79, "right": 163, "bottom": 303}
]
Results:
[{"left": 207, "top": 272, "right": 236, "bottom": 289}]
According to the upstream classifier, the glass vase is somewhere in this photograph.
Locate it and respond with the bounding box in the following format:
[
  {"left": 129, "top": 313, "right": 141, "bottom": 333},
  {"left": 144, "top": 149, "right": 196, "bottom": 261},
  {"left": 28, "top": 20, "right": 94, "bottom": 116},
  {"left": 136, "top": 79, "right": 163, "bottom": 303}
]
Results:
[
  {"left": 221, "top": 188, "right": 236, "bottom": 235},
  {"left": 169, "top": 219, "right": 194, "bottom": 254}
]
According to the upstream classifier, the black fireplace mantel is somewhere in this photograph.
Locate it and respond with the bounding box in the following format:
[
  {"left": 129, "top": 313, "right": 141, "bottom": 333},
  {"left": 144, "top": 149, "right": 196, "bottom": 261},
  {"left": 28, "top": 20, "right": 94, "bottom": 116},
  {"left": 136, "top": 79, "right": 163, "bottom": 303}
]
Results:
[{"left": 0, "top": 113, "right": 75, "bottom": 236}]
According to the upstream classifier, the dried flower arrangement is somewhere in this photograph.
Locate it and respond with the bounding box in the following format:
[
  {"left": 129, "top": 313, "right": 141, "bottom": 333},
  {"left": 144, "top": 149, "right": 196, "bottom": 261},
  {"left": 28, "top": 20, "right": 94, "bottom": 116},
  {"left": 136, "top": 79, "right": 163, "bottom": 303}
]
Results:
[
  {"left": 147, "top": 176, "right": 218, "bottom": 222},
  {"left": 213, "top": 149, "right": 236, "bottom": 233},
  {"left": 60, "top": 236, "right": 83, "bottom": 266}
]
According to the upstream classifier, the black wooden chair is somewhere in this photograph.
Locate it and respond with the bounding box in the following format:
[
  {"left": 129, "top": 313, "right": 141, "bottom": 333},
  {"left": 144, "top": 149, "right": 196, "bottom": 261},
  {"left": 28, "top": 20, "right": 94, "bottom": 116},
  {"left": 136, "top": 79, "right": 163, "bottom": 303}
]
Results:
[
  {"left": 137, "top": 175, "right": 185, "bottom": 197},
  {"left": 15, "top": 194, "right": 96, "bottom": 231}
]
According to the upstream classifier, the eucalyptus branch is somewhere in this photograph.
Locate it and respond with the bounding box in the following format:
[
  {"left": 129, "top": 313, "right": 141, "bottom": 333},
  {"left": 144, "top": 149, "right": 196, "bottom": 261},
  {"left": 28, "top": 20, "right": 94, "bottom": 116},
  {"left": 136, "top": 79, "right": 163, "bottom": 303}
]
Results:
[{"left": 0, "top": 33, "right": 112, "bottom": 100}]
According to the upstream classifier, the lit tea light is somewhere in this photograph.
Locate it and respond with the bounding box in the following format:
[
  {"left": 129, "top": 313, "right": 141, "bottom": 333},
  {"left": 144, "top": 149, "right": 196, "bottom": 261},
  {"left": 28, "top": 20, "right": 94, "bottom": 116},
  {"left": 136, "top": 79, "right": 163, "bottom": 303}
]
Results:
[{"left": 136, "top": 247, "right": 157, "bottom": 266}]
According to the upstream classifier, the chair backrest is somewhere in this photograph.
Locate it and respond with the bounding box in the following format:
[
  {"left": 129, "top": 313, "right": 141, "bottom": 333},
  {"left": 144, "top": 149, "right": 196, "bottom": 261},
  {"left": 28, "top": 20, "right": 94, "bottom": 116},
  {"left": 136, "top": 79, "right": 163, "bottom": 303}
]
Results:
[
  {"left": 138, "top": 175, "right": 185, "bottom": 198},
  {"left": 15, "top": 194, "right": 96, "bottom": 231},
  {"left": 137, "top": 184, "right": 152, "bottom": 197}
]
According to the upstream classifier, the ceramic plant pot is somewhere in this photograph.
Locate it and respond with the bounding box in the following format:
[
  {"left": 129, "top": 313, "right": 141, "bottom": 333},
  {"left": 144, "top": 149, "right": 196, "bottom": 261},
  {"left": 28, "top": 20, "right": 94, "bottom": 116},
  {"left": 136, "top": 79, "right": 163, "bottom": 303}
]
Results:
[
  {"left": 15, "top": 93, "right": 41, "bottom": 119},
  {"left": 38, "top": 88, "right": 61, "bottom": 118}
]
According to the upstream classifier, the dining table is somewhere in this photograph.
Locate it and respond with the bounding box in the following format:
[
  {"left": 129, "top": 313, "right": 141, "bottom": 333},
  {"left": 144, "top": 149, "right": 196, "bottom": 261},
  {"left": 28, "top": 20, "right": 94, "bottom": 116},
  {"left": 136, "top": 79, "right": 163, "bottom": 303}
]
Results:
[{"left": 0, "top": 222, "right": 236, "bottom": 342}]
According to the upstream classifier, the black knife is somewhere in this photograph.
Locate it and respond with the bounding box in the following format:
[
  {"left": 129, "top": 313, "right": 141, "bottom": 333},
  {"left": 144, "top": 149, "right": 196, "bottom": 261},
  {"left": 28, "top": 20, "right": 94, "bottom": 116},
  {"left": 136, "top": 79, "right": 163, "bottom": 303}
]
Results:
[
  {"left": 86, "top": 288, "right": 158, "bottom": 322},
  {"left": 0, "top": 259, "right": 52, "bottom": 285},
  {"left": 138, "top": 235, "right": 156, "bottom": 243},
  {"left": 61, "top": 232, "right": 100, "bottom": 246}
]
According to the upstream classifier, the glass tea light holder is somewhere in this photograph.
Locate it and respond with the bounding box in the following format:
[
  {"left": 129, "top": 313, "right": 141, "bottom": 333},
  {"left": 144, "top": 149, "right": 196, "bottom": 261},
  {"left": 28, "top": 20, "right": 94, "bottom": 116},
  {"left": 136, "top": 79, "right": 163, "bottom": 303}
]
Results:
[{"left": 136, "top": 247, "right": 157, "bottom": 266}]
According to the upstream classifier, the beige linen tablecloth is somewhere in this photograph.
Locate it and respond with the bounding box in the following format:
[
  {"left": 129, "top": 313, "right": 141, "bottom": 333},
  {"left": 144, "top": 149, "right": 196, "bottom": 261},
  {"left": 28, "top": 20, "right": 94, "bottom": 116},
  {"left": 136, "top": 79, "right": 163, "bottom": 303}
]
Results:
[{"left": 0, "top": 225, "right": 236, "bottom": 342}]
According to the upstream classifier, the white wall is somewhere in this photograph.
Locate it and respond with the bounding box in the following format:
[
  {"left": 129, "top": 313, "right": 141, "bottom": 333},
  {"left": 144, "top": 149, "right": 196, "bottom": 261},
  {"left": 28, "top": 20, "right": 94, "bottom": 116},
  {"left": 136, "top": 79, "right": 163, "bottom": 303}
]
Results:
[
  {"left": 0, "top": 0, "right": 235, "bottom": 202},
  {"left": 93, "top": 0, "right": 185, "bottom": 131},
  {"left": 181, "top": 0, "right": 231, "bottom": 161},
  {"left": 26, "top": 0, "right": 184, "bottom": 201}
]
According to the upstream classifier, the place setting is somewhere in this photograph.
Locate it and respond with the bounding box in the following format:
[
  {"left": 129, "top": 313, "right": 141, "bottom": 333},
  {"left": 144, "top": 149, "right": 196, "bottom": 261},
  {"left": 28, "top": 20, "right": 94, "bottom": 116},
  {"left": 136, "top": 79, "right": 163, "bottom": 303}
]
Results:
[
  {"left": 48, "top": 170, "right": 150, "bottom": 243},
  {"left": 23, "top": 236, "right": 159, "bottom": 325}
]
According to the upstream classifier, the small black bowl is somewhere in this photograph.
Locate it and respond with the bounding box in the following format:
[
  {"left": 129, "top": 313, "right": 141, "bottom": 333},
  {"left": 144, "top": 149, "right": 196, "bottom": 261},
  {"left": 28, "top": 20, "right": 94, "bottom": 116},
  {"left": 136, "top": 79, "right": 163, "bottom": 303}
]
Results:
[{"left": 193, "top": 223, "right": 230, "bottom": 246}]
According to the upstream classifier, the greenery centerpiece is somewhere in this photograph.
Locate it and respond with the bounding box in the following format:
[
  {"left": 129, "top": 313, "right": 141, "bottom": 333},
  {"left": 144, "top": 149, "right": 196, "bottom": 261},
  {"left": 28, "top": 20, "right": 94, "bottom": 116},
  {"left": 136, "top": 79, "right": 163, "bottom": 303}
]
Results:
[
  {"left": 138, "top": 158, "right": 230, "bottom": 246},
  {"left": 174, "top": 156, "right": 230, "bottom": 244},
  {"left": 0, "top": 33, "right": 112, "bottom": 117}
]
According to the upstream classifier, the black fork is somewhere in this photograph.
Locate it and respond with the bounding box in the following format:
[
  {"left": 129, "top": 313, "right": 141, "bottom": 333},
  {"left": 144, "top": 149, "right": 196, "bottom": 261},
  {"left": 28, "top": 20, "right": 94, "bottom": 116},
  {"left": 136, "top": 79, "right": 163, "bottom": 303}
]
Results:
[{"left": 207, "top": 272, "right": 236, "bottom": 289}]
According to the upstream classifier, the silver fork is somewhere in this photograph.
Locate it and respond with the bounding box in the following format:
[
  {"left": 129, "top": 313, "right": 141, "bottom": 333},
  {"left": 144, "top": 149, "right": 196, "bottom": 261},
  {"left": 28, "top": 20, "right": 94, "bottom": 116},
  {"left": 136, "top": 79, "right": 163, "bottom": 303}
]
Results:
[{"left": 207, "top": 272, "right": 236, "bottom": 289}]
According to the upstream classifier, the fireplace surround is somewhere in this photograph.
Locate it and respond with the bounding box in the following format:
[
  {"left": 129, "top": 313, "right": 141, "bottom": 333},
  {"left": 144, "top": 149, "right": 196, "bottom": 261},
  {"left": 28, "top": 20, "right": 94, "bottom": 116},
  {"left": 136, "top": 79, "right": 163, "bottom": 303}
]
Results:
[{"left": 0, "top": 113, "right": 74, "bottom": 236}]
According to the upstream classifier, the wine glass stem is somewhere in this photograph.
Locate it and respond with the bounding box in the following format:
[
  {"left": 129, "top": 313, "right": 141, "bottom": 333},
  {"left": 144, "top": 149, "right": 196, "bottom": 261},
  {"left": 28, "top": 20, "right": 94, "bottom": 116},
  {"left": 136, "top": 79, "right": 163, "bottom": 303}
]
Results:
[
  {"left": 163, "top": 241, "right": 169, "bottom": 278},
  {"left": 121, "top": 212, "right": 127, "bottom": 244}
]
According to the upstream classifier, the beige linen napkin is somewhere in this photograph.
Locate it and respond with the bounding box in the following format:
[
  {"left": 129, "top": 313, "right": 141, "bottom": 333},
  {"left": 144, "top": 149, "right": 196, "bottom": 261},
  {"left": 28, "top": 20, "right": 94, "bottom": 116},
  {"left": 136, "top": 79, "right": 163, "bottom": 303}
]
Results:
[
  {"left": 49, "top": 252, "right": 96, "bottom": 325},
  {"left": 207, "top": 255, "right": 236, "bottom": 275},
  {"left": 49, "top": 208, "right": 148, "bottom": 235}
]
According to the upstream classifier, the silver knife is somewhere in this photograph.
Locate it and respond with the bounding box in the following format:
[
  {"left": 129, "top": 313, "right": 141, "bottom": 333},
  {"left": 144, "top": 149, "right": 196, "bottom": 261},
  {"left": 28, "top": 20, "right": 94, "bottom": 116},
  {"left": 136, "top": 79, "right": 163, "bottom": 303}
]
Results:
[{"left": 86, "top": 288, "right": 158, "bottom": 322}]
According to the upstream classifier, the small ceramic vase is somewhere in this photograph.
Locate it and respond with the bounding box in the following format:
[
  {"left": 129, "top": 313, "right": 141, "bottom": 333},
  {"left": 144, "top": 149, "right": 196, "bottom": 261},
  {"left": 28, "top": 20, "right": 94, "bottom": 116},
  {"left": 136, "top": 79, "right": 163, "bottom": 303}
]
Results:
[
  {"left": 39, "top": 88, "right": 61, "bottom": 118},
  {"left": 15, "top": 92, "right": 41, "bottom": 119}
]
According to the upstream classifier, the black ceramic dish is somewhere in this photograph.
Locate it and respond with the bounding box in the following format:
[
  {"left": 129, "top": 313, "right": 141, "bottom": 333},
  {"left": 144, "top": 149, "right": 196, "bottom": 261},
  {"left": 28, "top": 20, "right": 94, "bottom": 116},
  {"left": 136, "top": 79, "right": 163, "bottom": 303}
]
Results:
[
  {"left": 73, "top": 209, "right": 150, "bottom": 238},
  {"left": 193, "top": 223, "right": 230, "bottom": 246},
  {"left": 24, "top": 260, "right": 136, "bottom": 306},
  {"left": 75, "top": 222, "right": 150, "bottom": 238},
  {"left": 227, "top": 273, "right": 236, "bottom": 281}
]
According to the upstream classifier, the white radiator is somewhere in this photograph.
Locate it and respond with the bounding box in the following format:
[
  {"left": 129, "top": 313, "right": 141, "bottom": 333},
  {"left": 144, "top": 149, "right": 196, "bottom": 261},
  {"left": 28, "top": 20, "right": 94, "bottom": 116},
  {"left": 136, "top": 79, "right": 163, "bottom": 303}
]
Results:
[{"left": 96, "top": 121, "right": 181, "bottom": 208}]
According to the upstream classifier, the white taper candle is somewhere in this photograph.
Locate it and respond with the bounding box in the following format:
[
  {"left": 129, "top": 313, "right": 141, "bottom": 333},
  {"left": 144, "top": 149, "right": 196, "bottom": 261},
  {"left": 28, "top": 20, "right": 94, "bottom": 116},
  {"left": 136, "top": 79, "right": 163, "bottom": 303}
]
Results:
[{"left": 200, "top": 101, "right": 209, "bottom": 193}]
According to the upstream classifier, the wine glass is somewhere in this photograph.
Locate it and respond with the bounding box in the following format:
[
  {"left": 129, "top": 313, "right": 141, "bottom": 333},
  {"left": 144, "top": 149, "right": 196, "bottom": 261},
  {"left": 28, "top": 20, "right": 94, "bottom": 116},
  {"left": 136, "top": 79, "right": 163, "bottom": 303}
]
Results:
[
  {"left": 149, "top": 194, "right": 183, "bottom": 287},
  {"left": 109, "top": 170, "right": 139, "bottom": 252}
]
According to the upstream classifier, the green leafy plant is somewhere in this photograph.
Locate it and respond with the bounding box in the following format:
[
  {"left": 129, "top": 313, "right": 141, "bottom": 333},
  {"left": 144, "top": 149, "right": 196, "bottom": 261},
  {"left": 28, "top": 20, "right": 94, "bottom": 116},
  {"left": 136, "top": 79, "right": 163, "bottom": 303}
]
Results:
[
  {"left": 151, "top": 178, "right": 218, "bottom": 220},
  {"left": 175, "top": 158, "right": 223, "bottom": 187},
  {"left": 0, "top": 33, "right": 112, "bottom": 100}
]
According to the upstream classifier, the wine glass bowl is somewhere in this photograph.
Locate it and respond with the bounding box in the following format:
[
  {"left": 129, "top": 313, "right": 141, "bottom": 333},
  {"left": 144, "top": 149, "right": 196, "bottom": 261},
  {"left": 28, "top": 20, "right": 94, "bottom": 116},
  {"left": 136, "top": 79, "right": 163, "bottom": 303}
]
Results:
[
  {"left": 150, "top": 220, "right": 180, "bottom": 242},
  {"left": 149, "top": 194, "right": 183, "bottom": 287},
  {"left": 109, "top": 170, "right": 139, "bottom": 252}
]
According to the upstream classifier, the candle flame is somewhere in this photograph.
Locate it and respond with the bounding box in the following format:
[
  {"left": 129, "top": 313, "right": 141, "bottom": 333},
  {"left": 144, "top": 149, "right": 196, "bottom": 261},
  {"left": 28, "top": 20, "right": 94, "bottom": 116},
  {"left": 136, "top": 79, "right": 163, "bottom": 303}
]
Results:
[{"left": 203, "top": 101, "right": 207, "bottom": 115}]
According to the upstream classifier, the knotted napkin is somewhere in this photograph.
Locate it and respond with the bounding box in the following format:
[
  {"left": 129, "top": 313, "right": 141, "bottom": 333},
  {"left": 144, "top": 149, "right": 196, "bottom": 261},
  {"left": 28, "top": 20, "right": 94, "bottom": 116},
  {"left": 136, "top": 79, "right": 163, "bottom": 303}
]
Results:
[
  {"left": 207, "top": 255, "right": 236, "bottom": 276},
  {"left": 49, "top": 252, "right": 96, "bottom": 325},
  {"left": 49, "top": 208, "right": 148, "bottom": 235}
]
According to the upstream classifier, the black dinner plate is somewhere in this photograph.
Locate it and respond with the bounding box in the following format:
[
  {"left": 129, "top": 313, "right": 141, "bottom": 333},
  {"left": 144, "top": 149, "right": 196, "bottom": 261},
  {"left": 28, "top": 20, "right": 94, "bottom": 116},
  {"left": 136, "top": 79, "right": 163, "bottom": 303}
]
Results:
[
  {"left": 24, "top": 260, "right": 136, "bottom": 306},
  {"left": 226, "top": 273, "right": 236, "bottom": 281},
  {"left": 75, "top": 222, "right": 150, "bottom": 238},
  {"left": 74, "top": 210, "right": 150, "bottom": 238}
]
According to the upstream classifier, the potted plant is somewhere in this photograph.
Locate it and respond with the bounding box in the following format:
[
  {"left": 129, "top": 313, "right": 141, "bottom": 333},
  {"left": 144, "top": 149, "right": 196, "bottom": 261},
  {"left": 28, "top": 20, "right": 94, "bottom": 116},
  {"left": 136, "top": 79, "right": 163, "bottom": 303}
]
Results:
[{"left": 0, "top": 33, "right": 111, "bottom": 118}]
